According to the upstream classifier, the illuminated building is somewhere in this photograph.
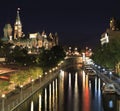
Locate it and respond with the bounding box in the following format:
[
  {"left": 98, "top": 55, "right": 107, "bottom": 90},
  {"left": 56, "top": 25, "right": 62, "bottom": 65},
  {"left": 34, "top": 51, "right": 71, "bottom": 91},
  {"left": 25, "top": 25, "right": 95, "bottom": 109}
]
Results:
[
  {"left": 1, "top": 8, "right": 59, "bottom": 53},
  {"left": 14, "top": 8, "right": 22, "bottom": 39},
  {"left": 100, "top": 17, "right": 120, "bottom": 45}
]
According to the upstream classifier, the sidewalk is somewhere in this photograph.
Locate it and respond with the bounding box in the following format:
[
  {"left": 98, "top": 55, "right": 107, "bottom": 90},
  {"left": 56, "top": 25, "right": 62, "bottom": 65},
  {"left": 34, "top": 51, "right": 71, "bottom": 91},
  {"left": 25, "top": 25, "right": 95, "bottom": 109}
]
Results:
[{"left": 0, "top": 69, "right": 59, "bottom": 111}]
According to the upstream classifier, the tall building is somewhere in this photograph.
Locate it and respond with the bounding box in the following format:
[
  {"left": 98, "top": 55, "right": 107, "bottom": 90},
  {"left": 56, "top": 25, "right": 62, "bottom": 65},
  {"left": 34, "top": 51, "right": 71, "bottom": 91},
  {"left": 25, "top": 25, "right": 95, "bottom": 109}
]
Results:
[{"left": 14, "top": 8, "right": 22, "bottom": 39}]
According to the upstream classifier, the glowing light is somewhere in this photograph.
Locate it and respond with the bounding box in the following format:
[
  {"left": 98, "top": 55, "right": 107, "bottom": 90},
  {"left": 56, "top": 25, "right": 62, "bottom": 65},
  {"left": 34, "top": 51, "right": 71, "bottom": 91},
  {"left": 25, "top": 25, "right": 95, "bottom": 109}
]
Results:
[
  {"left": 31, "top": 101, "right": 34, "bottom": 111},
  {"left": 39, "top": 94, "right": 42, "bottom": 111},
  {"left": 45, "top": 88, "right": 47, "bottom": 110},
  {"left": 109, "top": 100, "right": 113, "bottom": 108},
  {"left": 49, "top": 84, "right": 51, "bottom": 111}
]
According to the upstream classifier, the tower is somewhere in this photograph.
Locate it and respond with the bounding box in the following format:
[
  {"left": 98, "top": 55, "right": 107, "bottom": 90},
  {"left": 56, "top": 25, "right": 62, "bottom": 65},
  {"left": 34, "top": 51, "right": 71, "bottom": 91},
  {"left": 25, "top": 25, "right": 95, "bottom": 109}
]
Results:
[
  {"left": 110, "top": 17, "right": 116, "bottom": 31},
  {"left": 3, "top": 24, "right": 12, "bottom": 38},
  {"left": 14, "top": 8, "right": 22, "bottom": 39}
]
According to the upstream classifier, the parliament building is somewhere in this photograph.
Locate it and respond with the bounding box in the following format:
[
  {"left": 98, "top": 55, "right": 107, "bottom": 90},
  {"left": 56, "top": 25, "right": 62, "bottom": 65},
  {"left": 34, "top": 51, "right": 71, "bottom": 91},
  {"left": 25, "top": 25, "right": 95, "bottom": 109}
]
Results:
[{"left": 2, "top": 8, "right": 59, "bottom": 52}]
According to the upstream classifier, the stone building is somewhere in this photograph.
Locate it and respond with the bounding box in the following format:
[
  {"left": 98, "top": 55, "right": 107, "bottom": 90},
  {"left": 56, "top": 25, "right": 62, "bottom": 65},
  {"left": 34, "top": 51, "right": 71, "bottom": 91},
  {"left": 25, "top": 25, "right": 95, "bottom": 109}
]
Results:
[{"left": 1, "top": 8, "right": 59, "bottom": 52}]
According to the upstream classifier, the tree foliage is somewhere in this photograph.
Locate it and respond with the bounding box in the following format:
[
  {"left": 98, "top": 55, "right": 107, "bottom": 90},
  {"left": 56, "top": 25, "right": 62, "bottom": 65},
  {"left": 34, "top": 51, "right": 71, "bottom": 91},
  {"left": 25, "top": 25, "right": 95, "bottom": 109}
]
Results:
[
  {"left": 38, "top": 45, "right": 66, "bottom": 70},
  {"left": 92, "top": 38, "right": 120, "bottom": 70}
]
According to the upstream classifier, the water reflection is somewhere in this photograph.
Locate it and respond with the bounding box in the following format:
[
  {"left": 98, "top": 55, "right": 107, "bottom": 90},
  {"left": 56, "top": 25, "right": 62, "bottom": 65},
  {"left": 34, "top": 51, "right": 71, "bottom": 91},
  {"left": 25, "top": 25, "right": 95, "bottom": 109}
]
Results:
[
  {"left": 102, "top": 93, "right": 118, "bottom": 111},
  {"left": 82, "top": 71, "right": 90, "bottom": 111},
  {"left": 73, "top": 73, "right": 79, "bottom": 111},
  {"left": 14, "top": 68, "right": 120, "bottom": 111},
  {"left": 39, "top": 94, "right": 42, "bottom": 111}
]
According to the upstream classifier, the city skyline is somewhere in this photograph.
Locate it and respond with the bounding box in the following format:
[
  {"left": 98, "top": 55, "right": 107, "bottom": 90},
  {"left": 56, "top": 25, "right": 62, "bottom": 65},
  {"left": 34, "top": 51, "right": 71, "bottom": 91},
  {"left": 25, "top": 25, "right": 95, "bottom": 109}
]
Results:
[{"left": 0, "top": 0, "right": 120, "bottom": 48}]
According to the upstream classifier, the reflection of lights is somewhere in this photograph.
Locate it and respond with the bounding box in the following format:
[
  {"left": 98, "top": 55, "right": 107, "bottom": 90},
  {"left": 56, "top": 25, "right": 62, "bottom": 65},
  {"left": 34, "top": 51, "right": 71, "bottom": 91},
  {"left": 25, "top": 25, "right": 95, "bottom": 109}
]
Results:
[
  {"left": 95, "top": 77, "right": 97, "bottom": 94},
  {"left": 55, "top": 79, "right": 58, "bottom": 110},
  {"left": 53, "top": 81, "right": 55, "bottom": 109},
  {"left": 60, "top": 70, "right": 64, "bottom": 78},
  {"left": 98, "top": 78, "right": 101, "bottom": 94},
  {"left": 109, "top": 100, "right": 113, "bottom": 108},
  {"left": 49, "top": 84, "right": 51, "bottom": 110},
  {"left": 39, "top": 94, "right": 42, "bottom": 111},
  {"left": 31, "top": 101, "right": 34, "bottom": 111},
  {"left": 69, "top": 73, "right": 71, "bottom": 87},
  {"left": 73, "top": 73, "right": 78, "bottom": 111},
  {"left": 45, "top": 88, "right": 47, "bottom": 110}
]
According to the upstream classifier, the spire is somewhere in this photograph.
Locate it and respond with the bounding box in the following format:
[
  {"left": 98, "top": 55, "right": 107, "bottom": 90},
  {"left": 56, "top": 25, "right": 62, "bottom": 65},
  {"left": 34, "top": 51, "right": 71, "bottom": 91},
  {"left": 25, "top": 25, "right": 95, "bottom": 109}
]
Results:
[
  {"left": 14, "top": 8, "right": 22, "bottom": 38},
  {"left": 15, "top": 8, "right": 21, "bottom": 25}
]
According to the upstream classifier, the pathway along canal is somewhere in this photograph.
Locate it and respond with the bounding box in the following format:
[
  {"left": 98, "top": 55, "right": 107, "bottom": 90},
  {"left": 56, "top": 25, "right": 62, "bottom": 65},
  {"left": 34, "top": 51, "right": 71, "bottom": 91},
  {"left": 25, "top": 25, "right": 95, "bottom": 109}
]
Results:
[{"left": 13, "top": 65, "right": 120, "bottom": 111}]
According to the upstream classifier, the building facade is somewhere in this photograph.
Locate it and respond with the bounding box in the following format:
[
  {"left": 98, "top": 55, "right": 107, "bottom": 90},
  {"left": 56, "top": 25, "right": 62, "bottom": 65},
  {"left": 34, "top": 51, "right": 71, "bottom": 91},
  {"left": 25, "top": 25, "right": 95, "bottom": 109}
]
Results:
[{"left": 1, "top": 8, "right": 59, "bottom": 52}]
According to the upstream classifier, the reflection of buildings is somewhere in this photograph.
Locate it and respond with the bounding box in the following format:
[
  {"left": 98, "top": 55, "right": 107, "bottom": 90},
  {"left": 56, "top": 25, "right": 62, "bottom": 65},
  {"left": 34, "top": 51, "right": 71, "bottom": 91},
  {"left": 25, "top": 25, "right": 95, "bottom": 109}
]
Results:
[{"left": 1, "top": 8, "right": 59, "bottom": 51}]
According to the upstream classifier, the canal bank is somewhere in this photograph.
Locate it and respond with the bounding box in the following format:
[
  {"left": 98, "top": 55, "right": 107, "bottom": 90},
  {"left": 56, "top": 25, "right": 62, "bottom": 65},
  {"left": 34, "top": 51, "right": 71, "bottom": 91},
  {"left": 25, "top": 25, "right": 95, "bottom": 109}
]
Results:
[{"left": 0, "top": 68, "right": 60, "bottom": 111}]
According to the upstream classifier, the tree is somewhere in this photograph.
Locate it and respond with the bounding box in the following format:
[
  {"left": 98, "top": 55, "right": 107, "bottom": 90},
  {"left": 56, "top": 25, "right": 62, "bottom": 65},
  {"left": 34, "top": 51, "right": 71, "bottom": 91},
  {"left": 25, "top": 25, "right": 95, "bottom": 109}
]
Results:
[
  {"left": 38, "top": 45, "right": 66, "bottom": 70},
  {"left": 92, "top": 38, "right": 120, "bottom": 72}
]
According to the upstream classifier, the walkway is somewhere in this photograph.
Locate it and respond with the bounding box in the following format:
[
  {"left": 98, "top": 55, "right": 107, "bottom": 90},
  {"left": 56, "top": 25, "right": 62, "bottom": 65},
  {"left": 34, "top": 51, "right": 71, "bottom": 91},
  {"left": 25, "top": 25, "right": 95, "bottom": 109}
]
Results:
[
  {"left": 92, "top": 65, "right": 120, "bottom": 95},
  {"left": 0, "top": 69, "right": 59, "bottom": 111}
]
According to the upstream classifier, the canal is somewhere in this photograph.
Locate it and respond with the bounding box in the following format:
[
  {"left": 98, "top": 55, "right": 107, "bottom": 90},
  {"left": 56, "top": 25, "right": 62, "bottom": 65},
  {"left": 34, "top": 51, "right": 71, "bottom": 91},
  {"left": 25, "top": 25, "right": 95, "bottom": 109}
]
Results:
[{"left": 14, "top": 65, "right": 120, "bottom": 111}]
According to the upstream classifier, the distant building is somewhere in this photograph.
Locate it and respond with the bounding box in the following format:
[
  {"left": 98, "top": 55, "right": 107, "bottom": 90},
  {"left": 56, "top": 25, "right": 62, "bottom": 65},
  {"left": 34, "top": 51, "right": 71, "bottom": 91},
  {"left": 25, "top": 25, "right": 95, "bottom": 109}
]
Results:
[
  {"left": 100, "top": 17, "right": 120, "bottom": 45},
  {"left": 28, "top": 31, "right": 58, "bottom": 50},
  {"left": 1, "top": 8, "right": 59, "bottom": 53}
]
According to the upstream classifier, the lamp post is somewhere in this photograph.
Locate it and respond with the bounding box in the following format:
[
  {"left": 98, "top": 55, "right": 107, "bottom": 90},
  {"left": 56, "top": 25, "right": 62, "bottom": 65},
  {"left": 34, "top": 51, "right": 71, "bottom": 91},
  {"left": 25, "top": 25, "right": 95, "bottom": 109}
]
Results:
[
  {"left": 20, "top": 85, "right": 23, "bottom": 101},
  {"left": 31, "top": 79, "right": 34, "bottom": 92},
  {"left": 1, "top": 94, "right": 5, "bottom": 111}
]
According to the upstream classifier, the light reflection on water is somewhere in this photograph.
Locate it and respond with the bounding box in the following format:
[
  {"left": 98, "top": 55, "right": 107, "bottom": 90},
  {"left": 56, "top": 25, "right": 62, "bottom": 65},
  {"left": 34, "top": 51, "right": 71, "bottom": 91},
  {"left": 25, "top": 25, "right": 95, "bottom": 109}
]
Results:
[
  {"left": 73, "top": 73, "right": 79, "bottom": 111},
  {"left": 82, "top": 72, "right": 90, "bottom": 111},
  {"left": 17, "top": 68, "right": 119, "bottom": 111}
]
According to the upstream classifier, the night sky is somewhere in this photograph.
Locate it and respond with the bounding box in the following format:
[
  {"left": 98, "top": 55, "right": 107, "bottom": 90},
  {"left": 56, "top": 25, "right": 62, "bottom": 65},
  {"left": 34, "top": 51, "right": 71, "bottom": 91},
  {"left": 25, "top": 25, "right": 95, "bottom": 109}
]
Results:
[{"left": 0, "top": 0, "right": 120, "bottom": 48}]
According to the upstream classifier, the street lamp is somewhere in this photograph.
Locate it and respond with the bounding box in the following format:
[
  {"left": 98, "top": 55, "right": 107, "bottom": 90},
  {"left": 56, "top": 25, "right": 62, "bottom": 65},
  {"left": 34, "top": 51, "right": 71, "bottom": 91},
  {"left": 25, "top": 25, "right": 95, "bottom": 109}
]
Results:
[
  {"left": 20, "top": 85, "right": 23, "bottom": 101},
  {"left": 1, "top": 94, "right": 6, "bottom": 111},
  {"left": 39, "top": 75, "right": 42, "bottom": 79},
  {"left": 31, "top": 79, "right": 34, "bottom": 92}
]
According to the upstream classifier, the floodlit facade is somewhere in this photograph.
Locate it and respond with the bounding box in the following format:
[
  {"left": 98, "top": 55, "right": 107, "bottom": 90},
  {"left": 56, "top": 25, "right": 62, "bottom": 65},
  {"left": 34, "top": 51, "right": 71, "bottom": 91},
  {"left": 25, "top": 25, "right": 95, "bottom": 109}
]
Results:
[
  {"left": 100, "top": 33, "right": 109, "bottom": 45},
  {"left": 1, "top": 8, "right": 59, "bottom": 51},
  {"left": 14, "top": 8, "right": 22, "bottom": 39}
]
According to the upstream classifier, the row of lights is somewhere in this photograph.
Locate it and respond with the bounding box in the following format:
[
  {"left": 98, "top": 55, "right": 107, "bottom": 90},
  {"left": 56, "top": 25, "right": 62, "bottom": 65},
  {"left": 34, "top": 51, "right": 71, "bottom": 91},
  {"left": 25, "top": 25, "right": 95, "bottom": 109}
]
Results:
[
  {"left": 1, "top": 60, "right": 64, "bottom": 111},
  {"left": 94, "top": 64, "right": 112, "bottom": 75}
]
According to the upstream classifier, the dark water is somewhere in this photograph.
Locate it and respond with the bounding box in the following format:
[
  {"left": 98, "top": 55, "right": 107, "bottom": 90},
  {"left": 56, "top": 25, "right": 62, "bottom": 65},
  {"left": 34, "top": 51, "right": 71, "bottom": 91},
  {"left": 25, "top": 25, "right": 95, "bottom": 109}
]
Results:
[{"left": 19, "top": 68, "right": 120, "bottom": 111}]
